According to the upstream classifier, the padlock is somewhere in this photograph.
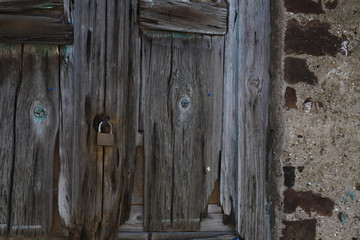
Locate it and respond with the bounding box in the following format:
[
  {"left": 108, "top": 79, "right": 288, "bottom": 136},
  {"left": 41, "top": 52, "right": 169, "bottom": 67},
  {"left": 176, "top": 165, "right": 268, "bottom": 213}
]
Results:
[{"left": 97, "top": 121, "right": 114, "bottom": 146}]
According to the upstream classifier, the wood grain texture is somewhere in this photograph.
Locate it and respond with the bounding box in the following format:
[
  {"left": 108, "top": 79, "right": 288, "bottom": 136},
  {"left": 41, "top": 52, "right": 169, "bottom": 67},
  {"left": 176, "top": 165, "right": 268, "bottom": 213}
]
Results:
[
  {"left": 58, "top": 0, "right": 106, "bottom": 238},
  {"left": 0, "top": 0, "right": 73, "bottom": 44},
  {"left": 139, "top": 0, "right": 228, "bottom": 35},
  {"left": 0, "top": 15, "right": 73, "bottom": 44},
  {"left": 0, "top": 43, "right": 22, "bottom": 235},
  {"left": 220, "top": 0, "right": 271, "bottom": 239},
  {"left": 59, "top": 0, "right": 139, "bottom": 239},
  {"left": 131, "top": 147, "right": 145, "bottom": 205},
  {"left": 10, "top": 44, "right": 59, "bottom": 237},
  {"left": 116, "top": 232, "right": 150, "bottom": 240},
  {"left": 0, "top": 0, "right": 64, "bottom": 18},
  {"left": 99, "top": 0, "right": 140, "bottom": 239},
  {"left": 119, "top": 205, "right": 145, "bottom": 232},
  {"left": 119, "top": 205, "right": 233, "bottom": 232},
  {"left": 143, "top": 35, "right": 224, "bottom": 231},
  {"left": 117, "top": 232, "right": 236, "bottom": 240},
  {"left": 151, "top": 232, "right": 236, "bottom": 240}
]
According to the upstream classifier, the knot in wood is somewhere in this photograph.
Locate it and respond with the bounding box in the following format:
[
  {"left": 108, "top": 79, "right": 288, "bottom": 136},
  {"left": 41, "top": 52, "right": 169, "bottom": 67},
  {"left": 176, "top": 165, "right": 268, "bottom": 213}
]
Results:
[
  {"left": 33, "top": 105, "right": 46, "bottom": 121},
  {"left": 249, "top": 77, "right": 261, "bottom": 89},
  {"left": 180, "top": 97, "right": 190, "bottom": 109}
]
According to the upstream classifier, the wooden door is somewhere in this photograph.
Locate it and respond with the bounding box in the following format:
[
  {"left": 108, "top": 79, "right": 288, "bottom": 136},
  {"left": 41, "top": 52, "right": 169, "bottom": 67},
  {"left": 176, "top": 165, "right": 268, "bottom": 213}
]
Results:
[{"left": 0, "top": 0, "right": 270, "bottom": 240}]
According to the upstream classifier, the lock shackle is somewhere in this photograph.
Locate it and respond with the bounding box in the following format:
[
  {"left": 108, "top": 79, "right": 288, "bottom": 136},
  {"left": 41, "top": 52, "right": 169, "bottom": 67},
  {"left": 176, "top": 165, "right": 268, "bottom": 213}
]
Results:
[{"left": 98, "top": 121, "right": 113, "bottom": 134}]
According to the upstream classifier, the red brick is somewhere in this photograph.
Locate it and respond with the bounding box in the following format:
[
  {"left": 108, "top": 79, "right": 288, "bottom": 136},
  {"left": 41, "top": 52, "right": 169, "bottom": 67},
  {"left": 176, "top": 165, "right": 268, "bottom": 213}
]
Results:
[
  {"left": 285, "top": 19, "right": 344, "bottom": 56},
  {"left": 284, "top": 57, "right": 317, "bottom": 85},
  {"left": 284, "top": 188, "right": 334, "bottom": 216},
  {"left": 284, "top": 87, "right": 297, "bottom": 110},
  {"left": 281, "top": 220, "right": 316, "bottom": 240},
  {"left": 325, "top": 0, "right": 338, "bottom": 10},
  {"left": 285, "top": 0, "right": 324, "bottom": 14}
]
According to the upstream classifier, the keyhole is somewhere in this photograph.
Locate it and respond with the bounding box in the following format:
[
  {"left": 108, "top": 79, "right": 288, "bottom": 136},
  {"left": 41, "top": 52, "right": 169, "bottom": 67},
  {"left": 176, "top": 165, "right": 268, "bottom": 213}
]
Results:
[{"left": 180, "top": 98, "right": 190, "bottom": 109}]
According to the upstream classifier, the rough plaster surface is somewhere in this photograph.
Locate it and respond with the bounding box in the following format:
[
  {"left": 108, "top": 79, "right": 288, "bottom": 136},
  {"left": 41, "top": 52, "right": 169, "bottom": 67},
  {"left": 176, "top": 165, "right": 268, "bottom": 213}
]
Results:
[{"left": 270, "top": 0, "right": 360, "bottom": 239}]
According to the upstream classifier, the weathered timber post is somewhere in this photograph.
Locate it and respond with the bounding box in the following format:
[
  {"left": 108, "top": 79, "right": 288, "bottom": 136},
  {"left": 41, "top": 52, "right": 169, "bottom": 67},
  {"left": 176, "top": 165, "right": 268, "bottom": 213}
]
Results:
[{"left": 221, "top": 0, "right": 271, "bottom": 239}]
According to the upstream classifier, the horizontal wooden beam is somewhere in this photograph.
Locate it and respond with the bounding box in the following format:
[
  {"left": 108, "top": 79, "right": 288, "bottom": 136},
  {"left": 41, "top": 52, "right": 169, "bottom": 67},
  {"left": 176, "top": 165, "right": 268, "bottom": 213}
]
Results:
[
  {"left": 139, "top": 0, "right": 228, "bottom": 35},
  {"left": 0, "top": 14, "right": 73, "bottom": 44},
  {"left": 0, "top": 0, "right": 64, "bottom": 18}
]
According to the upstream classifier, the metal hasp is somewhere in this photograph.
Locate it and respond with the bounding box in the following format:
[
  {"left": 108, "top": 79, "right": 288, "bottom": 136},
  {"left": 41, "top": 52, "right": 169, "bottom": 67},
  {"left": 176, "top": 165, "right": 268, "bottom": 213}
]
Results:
[{"left": 97, "top": 121, "right": 114, "bottom": 146}]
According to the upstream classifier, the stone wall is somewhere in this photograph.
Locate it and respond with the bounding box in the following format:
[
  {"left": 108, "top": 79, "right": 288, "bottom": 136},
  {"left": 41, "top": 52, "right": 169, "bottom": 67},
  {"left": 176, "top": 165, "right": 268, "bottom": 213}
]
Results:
[{"left": 270, "top": 0, "right": 360, "bottom": 239}]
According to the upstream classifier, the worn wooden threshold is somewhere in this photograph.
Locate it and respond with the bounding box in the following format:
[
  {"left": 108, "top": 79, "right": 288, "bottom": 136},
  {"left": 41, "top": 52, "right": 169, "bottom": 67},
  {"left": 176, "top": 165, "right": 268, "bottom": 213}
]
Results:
[
  {"left": 117, "top": 232, "right": 237, "bottom": 240},
  {"left": 119, "top": 204, "right": 233, "bottom": 232}
]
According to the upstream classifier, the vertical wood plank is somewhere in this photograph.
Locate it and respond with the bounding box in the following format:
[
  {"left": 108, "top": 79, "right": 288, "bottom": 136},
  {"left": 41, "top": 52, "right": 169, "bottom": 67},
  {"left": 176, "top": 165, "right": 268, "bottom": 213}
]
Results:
[
  {"left": 143, "top": 35, "right": 224, "bottom": 231},
  {"left": 170, "top": 36, "right": 223, "bottom": 231},
  {"left": 131, "top": 147, "right": 145, "bottom": 205},
  {"left": 10, "top": 44, "right": 59, "bottom": 237},
  {"left": 0, "top": 43, "right": 22, "bottom": 235},
  {"left": 220, "top": 0, "right": 271, "bottom": 239},
  {"left": 143, "top": 37, "right": 173, "bottom": 231},
  {"left": 99, "top": 0, "right": 140, "bottom": 239},
  {"left": 58, "top": 0, "right": 106, "bottom": 238},
  {"left": 100, "top": 0, "right": 129, "bottom": 238},
  {"left": 59, "top": 0, "right": 138, "bottom": 239}
]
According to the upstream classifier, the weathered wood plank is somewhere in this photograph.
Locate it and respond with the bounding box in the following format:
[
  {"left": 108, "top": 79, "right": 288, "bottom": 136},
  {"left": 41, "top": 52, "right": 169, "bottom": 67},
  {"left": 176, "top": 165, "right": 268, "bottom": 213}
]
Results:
[
  {"left": 170, "top": 36, "right": 223, "bottom": 231},
  {"left": 0, "top": 43, "right": 22, "bottom": 235},
  {"left": 10, "top": 44, "right": 59, "bottom": 237},
  {"left": 120, "top": 205, "right": 233, "bottom": 232},
  {"left": 199, "top": 214, "right": 233, "bottom": 232},
  {"left": 116, "top": 232, "right": 150, "bottom": 240},
  {"left": 220, "top": 0, "right": 271, "bottom": 239},
  {"left": 99, "top": 0, "right": 140, "bottom": 238},
  {"left": 119, "top": 205, "right": 144, "bottom": 232},
  {"left": 142, "top": 36, "right": 173, "bottom": 231},
  {"left": 0, "top": 0, "right": 64, "bottom": 18},
  {"left": 0, "top": 15, "right": 73, "bottom": 44},
  {"left": 59, "top": 0, "right": 139, "bottom": 239},
  {"left": 48, "top": 139, "right": 68, "bottom": 238},
  {"left": 143, "top": 35, "right": 224, "bottom": 231},
  {"left": 139, "top": 0, "right": 228, "bottom": 35},
  {"left": 117, "top": 232, "right": 236, "bottom": 240},
  {"left": 58, "top": 0, "right": 106, "bottom": 238},
  {"left": 151, "top": 232, "right": 236, "bottom": 240},
  {"left": 131, "top": 147, "right": 145, "bottom": 205},
  {"left": 0, "top": 0, "right": 73, "bottom": 44}
]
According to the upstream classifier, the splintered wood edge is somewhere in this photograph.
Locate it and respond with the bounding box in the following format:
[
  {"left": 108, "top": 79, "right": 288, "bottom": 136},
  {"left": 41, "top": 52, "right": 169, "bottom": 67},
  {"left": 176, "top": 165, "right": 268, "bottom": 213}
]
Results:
[
  {"left": 139, "top": 0, "right": 228, "bottom": 35},
  {"left": 119, "top": 204, "right": 234, "bottom": 232}
]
